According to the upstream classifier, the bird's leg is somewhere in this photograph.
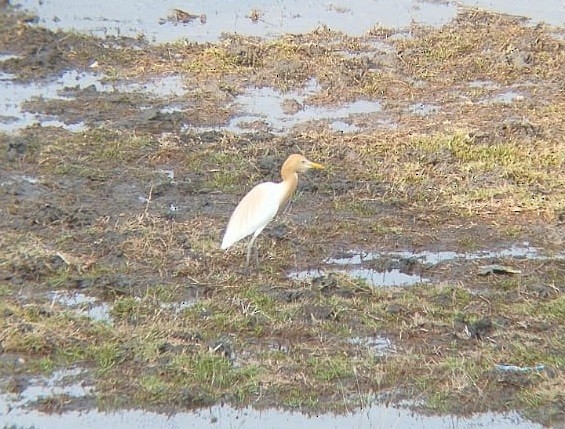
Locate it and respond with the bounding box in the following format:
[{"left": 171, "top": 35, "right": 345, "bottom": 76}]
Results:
[
  {"left": 245, "top": 241, "right": 252, "bottom": 268},
  {"left": 282, "top": 200, "right": 293, "bottom": 215},
  {"left": 246, "top": 234, "right": 258, "bottom": 268},
  {"left": 254, "top": 240, "right": 260, "bottom": 267}
]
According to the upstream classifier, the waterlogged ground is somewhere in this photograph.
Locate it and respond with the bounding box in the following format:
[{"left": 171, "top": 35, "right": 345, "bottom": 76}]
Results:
[{"left": 0, "top": 1, "right": 564, "bottom": 428}]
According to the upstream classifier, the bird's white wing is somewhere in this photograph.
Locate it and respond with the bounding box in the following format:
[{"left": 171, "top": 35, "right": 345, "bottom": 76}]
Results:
[{"left": 221, "top": 182, "right": 284, "bottom": 249}]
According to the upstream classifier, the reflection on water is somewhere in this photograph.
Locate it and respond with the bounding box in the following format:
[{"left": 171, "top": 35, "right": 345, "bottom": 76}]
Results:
[
  {"left": 10, "top": 368, "right": 94, "bottom": 406},
  {"left": 409, "top": 102, "right": 440, "bottom": 116},
  {"left": 479, "top": 91, "right": 525, "bottom": 104},
  {"left": 291, "top": 244, "right": 563, "bottom": 287},
  {"left": 0, "top": 65, "right": 384, "bottom": 135},
  {"left": 0, "top": 66, "right": 186, "bottom": 133},
  {"left": 12, "top": 0, "right": 562, "bottom": 45},
  {"left": 290, "top": 266, "right": 426, "bottom": 287},
  {"left": 0, "top": 389, "right": 542, "bottom": 429},
  {"left": 225, "top": 79, "right": 382, "bottom": 134},
  {"left": 49, "top": 291, "right": 112, "bottom": 323},
  {"left": 349, "top": 335, "right": 395, "bottom": 357},
  {"left": 12, "top": 0, "right": 458, "bottom": 43},
  {"left": 326, "top": 244, "right": 561, "bottom": 265}
]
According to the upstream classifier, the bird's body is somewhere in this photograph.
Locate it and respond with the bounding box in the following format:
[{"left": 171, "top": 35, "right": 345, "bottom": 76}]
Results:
[
  {"left": 221, "top": 154, "right": 324, "bottom": 266},
  {"left": 220, "top": 181, "right": 285, "bottom": 250}
]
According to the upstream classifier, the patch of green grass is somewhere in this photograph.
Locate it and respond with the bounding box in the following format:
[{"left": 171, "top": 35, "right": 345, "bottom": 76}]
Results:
[
  {"left": 351, "top": 131, "right": 565, "bottom": 216},
  {"left": 138, "top": 374, "right": 168, "bottom": 399},
  {"left": 110, "top": 297, "right": 152, "bottom": 324},
  {"left": 536, "top": 296, "right": 565, "bottom": 321},
  {"left": 90, "top": 343, "right": 126, "bottom": 372},
  {"left": 208, "top": 169, "right": 245, "bottom": 193},
  {"left": 426, "top": 390, "right": 452, "bottom": 413},
  {"left": 241, "top": 287, "right": 278, "bottom": 317},
  {"left": 45, "top": 269, "right": 76, "bottom": 289},
  {"left": 494, "top": 278, "right": 521, "bottom": 291},
  {"left": 28, "top": 357, "right": 56, "bottom": 375},
  {"left": 280, "top": 386, "right": 321, "bottom": 409},
  {"left": 307, "top": 355, "right": 354, "bottom": 383},
  {"left": 194, "top": 355, "right": 245, "bottom": 389},
  {"left": 0, "top": 284, "right": 10, "bottom": 296},
  {"left": 196, "top": 149, "right": 259, "bottom": 193},
  {"left": 164, "top": 352, "right": 261, "bottom": 399},
  {"left": 189, "top": 354, "right": 234, "bottom": 387},
  {"left": 503, "top": 336, "right": 564, "bottom": 369},
  {"left": 142, "top": 283, "right": 183, "bottom": 303},
  {"left": 518, "top": 382, "right": 564, "bottom": 425},
  {"left": 54, "top": 343, "right": 90, "bottom": 365}
]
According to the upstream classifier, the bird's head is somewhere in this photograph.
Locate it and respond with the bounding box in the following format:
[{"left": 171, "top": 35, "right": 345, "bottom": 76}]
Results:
[{"left": 284, "top": 154, "right": 325, "bottom": 174}]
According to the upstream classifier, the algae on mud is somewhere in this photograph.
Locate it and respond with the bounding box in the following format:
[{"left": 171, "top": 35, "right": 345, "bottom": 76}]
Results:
[{"left": 1, "top": 2, "right": 564, "bottom": 428}]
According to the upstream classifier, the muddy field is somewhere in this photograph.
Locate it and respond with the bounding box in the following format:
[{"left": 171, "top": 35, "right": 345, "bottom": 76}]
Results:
[{"left": 0, "top": 2, "right": 564, "bottom": 428}]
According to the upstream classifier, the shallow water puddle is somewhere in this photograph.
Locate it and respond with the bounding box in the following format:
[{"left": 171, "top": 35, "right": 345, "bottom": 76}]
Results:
[
  {"left": 349, "top": 335, "right": 395, "bottom": 357},
  {"left": 0, "top": 65, "right": 186, "bottom": 133},
  {"left": 12, "top": 0, "right": 458, "bottom": 43},
  {"left": 8, "top": 367, "right": 94, "bottom": 408},
  {"left": 158, "top": 300, "right": 196, "bottom": 313},
  {"left": 290, "top": 266, "right": 426, "bottom": 287},
  {"left": 292, "top": 244, "right": 563, "bottom": 286},
  {"left": 329, "top": 244, "right": 562, "bottom": 265},
  {"left": 12, "top": 0, "right": 562, "bottom": 46},
  {"left": 0, "top": 390, "right": 542, "bottom": 429},
  {"left": 0, "top": 345, "right": 545, "bottom": 428},
  {"left": 49, "top": 291, "right": 112, "bottom": 323},
  {"left": 48, "top": 291, "right": 196, "bottom": 324},
  {"left": 1, "top": 59, "right": 384, "bottom": 134},
  {"left": 13, "top": 0, "right": 563, "bottom": 44},
  {"left": 329, "top": 120, "right": 361, "bottom": 133},
  {"left": 0, "top": 68, "right": 88, "bottom": 132},
  {"left": 222, "top": 79, "right": 382, "bottom": 134},
  {"left": 481, "top": 91, "right": 525, "bottom": 104},
  {"left": 409, "top": 102, "right": 440, "bottom": 116}
]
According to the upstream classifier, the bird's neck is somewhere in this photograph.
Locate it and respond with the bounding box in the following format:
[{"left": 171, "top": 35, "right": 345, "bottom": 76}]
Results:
[{"left": 279, "top": 171, "right": 298, "bottom": 209}]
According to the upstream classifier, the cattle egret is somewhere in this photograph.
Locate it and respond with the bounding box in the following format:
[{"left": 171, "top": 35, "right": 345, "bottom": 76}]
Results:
[{"left": 221, "top": 154, "right": 324, "bottom": 266}]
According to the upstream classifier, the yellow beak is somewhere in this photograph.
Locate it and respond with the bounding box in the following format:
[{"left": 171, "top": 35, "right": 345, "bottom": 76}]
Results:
[{"left": 308, "top": 161, "right": 325, "bottom": 170}]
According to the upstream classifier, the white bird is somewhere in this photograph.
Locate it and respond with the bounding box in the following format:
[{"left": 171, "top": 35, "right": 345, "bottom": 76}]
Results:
[{"left": 221, "top": 154, "right": 325, "bottom": 266}]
